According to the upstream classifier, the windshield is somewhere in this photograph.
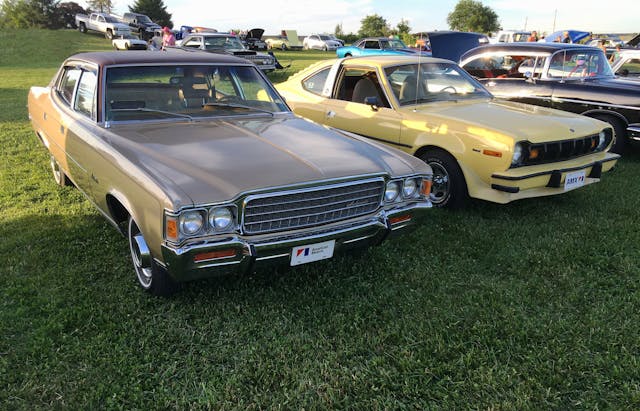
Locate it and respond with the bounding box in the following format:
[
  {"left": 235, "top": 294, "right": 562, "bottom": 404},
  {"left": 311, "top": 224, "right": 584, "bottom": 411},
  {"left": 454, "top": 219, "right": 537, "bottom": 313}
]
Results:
[
  {"left": 547, "top": 49, "right": 614, "bottom": 78},
  {"left": 104, "top": 64, "right": 288, "bottom": 122},
  {"left": 204, "top": 36, "right": 245, "bottom": 50},
  {"left": 137, "top": 15, "right": 152, "bottom": 23},
  {"left": 385, "top": 62, "right": 491, "bottom": 106},
  {"left": 381, "top": 39, "right": 407, "bottom": 49}
]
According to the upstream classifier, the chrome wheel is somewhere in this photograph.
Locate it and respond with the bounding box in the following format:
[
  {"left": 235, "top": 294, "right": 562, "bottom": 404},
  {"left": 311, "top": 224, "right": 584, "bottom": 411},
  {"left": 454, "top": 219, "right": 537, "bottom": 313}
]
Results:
[
  {"left": 429, "top": 162, "right": 450, "bottom": 206},
  {"left": 50, "top": 155, "right": 63, "bottom": 185},
  {"left": 129, "top": 218, "right": 153, "bottom": 289}
]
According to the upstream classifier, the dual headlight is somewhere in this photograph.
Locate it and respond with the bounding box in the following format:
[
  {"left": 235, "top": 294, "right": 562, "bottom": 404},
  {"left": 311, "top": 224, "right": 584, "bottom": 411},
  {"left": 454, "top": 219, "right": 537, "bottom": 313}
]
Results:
[
  {"left": 166, "top": 205, "right": 236, "bottom": 242},
  {"left": 384, "top": 177, "right": 426, "bottom": 203}
]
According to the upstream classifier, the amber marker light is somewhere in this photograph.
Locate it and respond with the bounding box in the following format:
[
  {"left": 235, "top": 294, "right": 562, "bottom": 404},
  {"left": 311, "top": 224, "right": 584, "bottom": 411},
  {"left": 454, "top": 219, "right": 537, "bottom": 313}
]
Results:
[
  {"left": 194, "top": 249, "right": 237, "bottom": 262},
  {"left": 482, "top": 149, "right": 503, "bottom": 158},
  {"left": 166, "top": 218, "right": 178, "bottom": 241},
  {"left": 389, "top": 214, "right": 412, "bottom": 225},
  {"left": 529, "top": 148, "right": 540, "bottom": 160},
  {"left": 421, "top": 179, "right": 432, "bottom": 197}
]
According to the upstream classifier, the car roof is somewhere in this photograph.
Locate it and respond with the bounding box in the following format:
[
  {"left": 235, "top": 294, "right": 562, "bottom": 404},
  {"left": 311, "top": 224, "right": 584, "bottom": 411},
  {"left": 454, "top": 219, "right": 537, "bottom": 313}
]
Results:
[
  {"left": 339, "top": 55, "right": 456, "bottom": 66},
  {"left": 461, "top": 42, "right": 602, "bottom": 59},
  {"left": 66, "top": 51, "right": 251, "bottom": 67}
]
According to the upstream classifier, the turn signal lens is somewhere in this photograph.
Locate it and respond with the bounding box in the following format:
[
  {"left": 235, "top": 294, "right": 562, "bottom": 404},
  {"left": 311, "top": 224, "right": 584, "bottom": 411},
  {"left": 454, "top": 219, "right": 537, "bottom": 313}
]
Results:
[
  {"left": 421, "top": 178, "right": 432, "bottom": 197},
  {"left": 166, "top": 217, "right": 178, "bottom": 241}
]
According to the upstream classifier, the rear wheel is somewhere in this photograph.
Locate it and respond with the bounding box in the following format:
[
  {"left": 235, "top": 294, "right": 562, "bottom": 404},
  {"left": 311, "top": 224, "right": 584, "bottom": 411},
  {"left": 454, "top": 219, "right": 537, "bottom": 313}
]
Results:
[
  {"left": 50, "top": 155, "right": 71, "bottom": 187},
  {"left": 105, "top": 29, "right": 113, "bottom": 40},
  {"left": 281, "top": 43, "right": 287, "bottom": 51},
  {"left": 591, "top": 114, "right": 627, "bottom": 154},
  {"left": 128, "top": 217, "right": 178, "bottom": 296},
  {"left": 419, "top": 149, "right": 468, "bottom": 209},
  {"left": 78, "top": 22, "right": 87, "bottom": 33}
]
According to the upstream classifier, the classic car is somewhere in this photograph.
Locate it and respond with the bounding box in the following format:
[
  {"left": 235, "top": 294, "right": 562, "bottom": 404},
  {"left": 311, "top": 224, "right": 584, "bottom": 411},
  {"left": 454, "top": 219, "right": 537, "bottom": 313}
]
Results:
[
  {"left": 336, "top": 37, "right": 426, "bottom": 58},
  {"left": 490, "top": 30, "right": 531, "bottom": 44},
  {"left": 276, "top": 55, "right": 619, "bottom": 208},
  {"left": 176, "top": 32, "right": 277, "bottom": 72},
  {"left": 112, "top": 33, "right": 147, "bottom": 50},
  {"left": 26, "top": 51, "right": 434, "bottom": 295},
  {"left": 543, "top": 30, "right": 590, "bottom": 44},
  {"left": 241, "top": 28, "right": 267, "bottom": 50},
  {"left": 303, "top": 34, "right": 342, "bottom": 51},
  {"left": 611, "top": 49, "right": 640, "bottom": 78},
  {"left": 265, "top": 31, "right": 303, "bottom": 50},
  {"left": 459, "top": 42, "right": 640, "bottom": 153}
]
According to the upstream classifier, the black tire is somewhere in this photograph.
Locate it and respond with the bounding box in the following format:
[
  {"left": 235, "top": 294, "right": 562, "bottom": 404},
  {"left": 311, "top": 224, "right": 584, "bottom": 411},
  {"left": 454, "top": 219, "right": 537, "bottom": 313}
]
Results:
[
  {"left": 50, "top": 155, "right": 72, "bottom": 187},
  {"left": 419, "top": 149, "right": 468, "bottom": 209},
  {"left": 105, "top": 29, "right": 113, "bottom": 40},
  {"left": 591, "top": 114, "right": 627, "bottom": 154},
  {"left": 128, "top": 217, "right": 179, "bottom": 296},
  {"left": 79, "top": 22, "right": 87, "bottom": 33},
  {"left": 344, "top": 53, "right": 352, "bottom": 58},
  {"left": 322, "top": 45, "right": 328, "bottom": 51},
  {"left": 281, "top": 44, "right": 287, "bottom": 51},
  {"left": 125, "top": 43, "right": 130, "bottom": 50}
]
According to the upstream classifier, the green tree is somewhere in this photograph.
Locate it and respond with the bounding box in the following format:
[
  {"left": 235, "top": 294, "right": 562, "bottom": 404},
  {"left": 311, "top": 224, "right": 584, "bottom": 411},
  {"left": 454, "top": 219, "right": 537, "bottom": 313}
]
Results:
[
  {"left": 86, "top": 0, "right": 112, "bottom": 13},
  {"left": 396, "top": 18, "right": 410, "bottom": 35},
  {"left": 334, "top": 23, "right": 343, "bottom": 38},
  {"left": 128, "top": 0, "right": 172, "bottom": 28},
  {"left": 358, "top": 14, "right": 389, "bottom": 37},
  {"left": 0, "top": 0, "right": 59, "bottom": 29},
  {"left": 447, "top": 0, "right": 500, "bottom": 34},
  {"left": 56, "top": 1, "right": 87, "bottom": 28}
]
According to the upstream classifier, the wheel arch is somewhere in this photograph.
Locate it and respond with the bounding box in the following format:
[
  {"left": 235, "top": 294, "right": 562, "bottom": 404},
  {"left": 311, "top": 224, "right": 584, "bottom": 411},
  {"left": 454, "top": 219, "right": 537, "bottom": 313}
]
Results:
[
  {"left": 106, "top": 192, "right": 133, "bottom": 235},
  {"left": 581, "top": 108, "right": 628, "bottom": 127}
]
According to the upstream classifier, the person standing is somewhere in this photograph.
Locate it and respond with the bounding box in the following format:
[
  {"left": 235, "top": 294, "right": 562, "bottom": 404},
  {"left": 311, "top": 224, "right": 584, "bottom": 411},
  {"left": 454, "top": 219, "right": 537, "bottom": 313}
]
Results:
[
  {"left": 527, "top": 31, "right": 539, "bottom": 42},
  {"left": 161, "top": 27, "right": 176, "bottom": 50}
]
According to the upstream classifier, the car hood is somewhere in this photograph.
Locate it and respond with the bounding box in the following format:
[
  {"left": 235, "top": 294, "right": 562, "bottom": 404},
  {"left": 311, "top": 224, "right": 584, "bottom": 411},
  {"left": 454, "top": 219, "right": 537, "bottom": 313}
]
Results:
[
  {"left": 247, "top": 28, "right": 264, "bottom": 39},
  {"left": 553, "top": 76, "right": 640, "bottom": 106},
  {"left": 403, "top": 98, "right": 607, "bottom": 143},
  {"left": 428, "top": 31, "right": 485, "bottom": 62},
  {"left": 107, "top": 115, "right": 422, "bottom": 206}
]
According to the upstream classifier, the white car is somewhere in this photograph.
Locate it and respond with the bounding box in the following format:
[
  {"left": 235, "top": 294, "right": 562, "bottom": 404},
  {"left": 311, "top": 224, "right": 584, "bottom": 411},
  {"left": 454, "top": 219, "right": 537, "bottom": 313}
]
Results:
[
  {"left": 611, "top": 49, "right": 640, "bottom": 78},
  {"left": 303, "top": 34, "right": 341, "bottom": 51},
  {"left": 112, "top": 34, "right": 148, "bottom": 50}
]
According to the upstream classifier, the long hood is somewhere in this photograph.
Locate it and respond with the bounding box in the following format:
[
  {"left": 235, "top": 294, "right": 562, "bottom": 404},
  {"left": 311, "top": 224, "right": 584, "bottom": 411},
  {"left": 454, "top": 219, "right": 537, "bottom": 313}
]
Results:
[
  {"left": 555, "top": 77, "right": 640, "bottom": 106},
  {"left": 404, "top": 99, "right": 607, "bottom": 143},
  {"left": 106, "top": 116, "right": 420, "bottom": 205}
]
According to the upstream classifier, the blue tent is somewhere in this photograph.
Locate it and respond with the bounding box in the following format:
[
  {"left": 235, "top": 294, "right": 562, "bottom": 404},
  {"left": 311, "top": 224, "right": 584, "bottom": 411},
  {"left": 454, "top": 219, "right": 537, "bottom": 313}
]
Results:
[{"left": 544, "top": 30, "right": 590, "bottom": 43}]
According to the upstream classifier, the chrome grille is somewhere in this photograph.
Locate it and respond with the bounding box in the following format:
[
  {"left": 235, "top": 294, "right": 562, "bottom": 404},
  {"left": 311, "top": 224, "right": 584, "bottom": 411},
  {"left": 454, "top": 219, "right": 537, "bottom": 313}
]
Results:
[{"left": 243, "top": 180, "right": 384, "bottom": 234}]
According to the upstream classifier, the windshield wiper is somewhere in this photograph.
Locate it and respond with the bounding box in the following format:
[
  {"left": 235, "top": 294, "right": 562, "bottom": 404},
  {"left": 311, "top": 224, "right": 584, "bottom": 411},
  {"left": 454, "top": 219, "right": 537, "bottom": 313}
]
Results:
[
  {"left": 202, "top": 102, "right": 275, "bottom": 116},
  {"left": 109, "top": 108, "right": 194, "bottom": 121}
]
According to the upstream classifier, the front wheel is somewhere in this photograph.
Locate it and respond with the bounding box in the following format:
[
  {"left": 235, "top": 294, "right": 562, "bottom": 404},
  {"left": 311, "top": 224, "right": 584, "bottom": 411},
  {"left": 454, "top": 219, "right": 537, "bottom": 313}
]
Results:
[
  {"left": 419, "top": 150, "right": 468, "bottom": 209},
  {"left": 281, "top": 43, "right": 287, "bottom": 51},
  {"left": 128, "top": 217, "right": 178, "bottom": 296},
  {"left": 591, "top": 114, "right": 627, "bottom": 154},
  {"left": 105, "top": 29, "right": 113, "bottom": 40},
  {"left": 78, "top": 22, "right": 87, "bottom": 33},
  {"left": 50, "top": 155, "right": 72, "bottom": 187}
]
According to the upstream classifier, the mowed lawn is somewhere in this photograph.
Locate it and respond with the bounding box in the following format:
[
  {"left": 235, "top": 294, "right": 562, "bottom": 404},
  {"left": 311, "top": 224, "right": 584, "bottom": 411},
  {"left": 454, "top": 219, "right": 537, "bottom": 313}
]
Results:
[{"left": 1, "top": 29, "right": 639, "bottom": 409}]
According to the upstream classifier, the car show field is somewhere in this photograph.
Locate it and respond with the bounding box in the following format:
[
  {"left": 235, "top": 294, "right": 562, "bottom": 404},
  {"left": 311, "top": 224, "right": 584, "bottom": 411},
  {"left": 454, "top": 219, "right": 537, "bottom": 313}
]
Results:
[{"left": 1, "top": 29, "right": 640, "bottom": 409}]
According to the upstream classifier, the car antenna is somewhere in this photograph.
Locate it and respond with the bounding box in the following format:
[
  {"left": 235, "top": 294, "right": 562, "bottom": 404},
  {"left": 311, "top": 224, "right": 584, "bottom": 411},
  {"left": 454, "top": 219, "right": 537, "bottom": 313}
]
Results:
[{"left": 414, "top": 45, "right": 422, "bottom": 111}]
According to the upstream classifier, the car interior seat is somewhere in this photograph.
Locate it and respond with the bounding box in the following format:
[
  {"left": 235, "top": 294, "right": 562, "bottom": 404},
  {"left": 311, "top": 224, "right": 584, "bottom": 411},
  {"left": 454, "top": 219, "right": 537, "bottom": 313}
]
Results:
[
  {"left": 178, "top": 76, "right": 212, "bottom": 107},
  {"left": 399, "top": 74, "right": 425, "bottom": 101},
  {"left": 351, "top": 77, "right": 381, "bottom": 104}
]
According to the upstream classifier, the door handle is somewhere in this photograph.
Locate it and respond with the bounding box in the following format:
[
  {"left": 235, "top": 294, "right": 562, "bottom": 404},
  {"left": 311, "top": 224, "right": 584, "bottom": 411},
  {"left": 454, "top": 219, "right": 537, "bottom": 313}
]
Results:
[{"left": 326, "top": 110, "right": 335, "bottom": 119}]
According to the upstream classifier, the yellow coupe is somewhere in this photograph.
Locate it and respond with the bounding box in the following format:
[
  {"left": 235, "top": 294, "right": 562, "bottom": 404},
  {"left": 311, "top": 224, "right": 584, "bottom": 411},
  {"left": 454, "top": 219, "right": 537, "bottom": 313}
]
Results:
[{"left": 276, "top": 55, "right": 620, "bottom": 208}]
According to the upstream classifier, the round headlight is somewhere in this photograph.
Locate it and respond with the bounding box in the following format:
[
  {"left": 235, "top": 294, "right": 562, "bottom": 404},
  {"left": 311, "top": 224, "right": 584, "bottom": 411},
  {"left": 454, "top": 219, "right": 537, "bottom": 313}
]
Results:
[
  {"left": 209, "top": 207, "right": 233, "bottom": 230},
  {"left": 385, "top": 181, "right": 400, "bottom": 202},
  {"left": 179, "top": 210, "right": 204, "bottom": 235},
  {"left": 598, "top": 130, "right": 607, "bottom": 150},
  {"left": 403, "top": 178, "right": 418, "bottom": 198},
  {"left": 512, "top": 143, "right": 523, "bottom": 166}
]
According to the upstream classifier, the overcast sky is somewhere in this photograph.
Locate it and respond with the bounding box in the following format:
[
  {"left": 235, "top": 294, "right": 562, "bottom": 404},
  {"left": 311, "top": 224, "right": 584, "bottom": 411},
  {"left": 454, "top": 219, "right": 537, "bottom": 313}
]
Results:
[{"left": 103, "top": 0, "right": 638, "bottom": 35}]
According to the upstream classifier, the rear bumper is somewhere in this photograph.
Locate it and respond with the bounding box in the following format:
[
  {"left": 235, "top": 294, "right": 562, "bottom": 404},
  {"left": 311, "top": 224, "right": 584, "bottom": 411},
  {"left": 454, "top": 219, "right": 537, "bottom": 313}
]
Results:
[
  {"left": 160, "top": 201, "right": 431, "bottom": 282},
  {"left": 628, "top": 123, "right": 640, "bottom": 141},
  {"left": 486, "top": 152, "right": 619, "bottom": 203}
]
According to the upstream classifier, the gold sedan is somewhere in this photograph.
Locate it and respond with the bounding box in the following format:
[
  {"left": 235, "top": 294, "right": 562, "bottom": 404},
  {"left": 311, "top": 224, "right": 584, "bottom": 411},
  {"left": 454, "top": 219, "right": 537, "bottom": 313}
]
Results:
[{"left": 276, "top": 55, "right": 620, "bottom": 208}]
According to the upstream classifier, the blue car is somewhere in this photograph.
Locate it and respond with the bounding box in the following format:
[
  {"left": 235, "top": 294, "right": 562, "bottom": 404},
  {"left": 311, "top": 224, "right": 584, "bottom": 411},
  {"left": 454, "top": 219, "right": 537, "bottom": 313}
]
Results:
[{"left": 336, "top": 37, "right": 429, "bottom": 58}]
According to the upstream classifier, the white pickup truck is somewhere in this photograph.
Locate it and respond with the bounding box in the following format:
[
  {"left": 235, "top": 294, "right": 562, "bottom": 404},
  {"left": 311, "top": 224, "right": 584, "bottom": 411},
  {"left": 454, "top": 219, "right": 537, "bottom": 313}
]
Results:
[{"left": 75, "top": 12, "right": 131, "bottom": 39}]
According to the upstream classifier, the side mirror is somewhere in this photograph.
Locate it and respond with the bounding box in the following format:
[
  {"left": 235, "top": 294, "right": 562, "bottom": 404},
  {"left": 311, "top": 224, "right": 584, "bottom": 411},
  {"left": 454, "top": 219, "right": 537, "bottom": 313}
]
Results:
[
  {"left": 620, "top": 69, "right": 629, "bottom": 77},
  {"left": 363, "top": 96, "right": 379, "bottom": 111}
]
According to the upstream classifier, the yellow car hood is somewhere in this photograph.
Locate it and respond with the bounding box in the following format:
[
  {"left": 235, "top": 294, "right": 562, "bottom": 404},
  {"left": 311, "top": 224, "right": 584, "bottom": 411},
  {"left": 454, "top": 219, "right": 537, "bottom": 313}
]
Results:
[{"left": 401, "top": 98, "right": 606, "bottom": 142}]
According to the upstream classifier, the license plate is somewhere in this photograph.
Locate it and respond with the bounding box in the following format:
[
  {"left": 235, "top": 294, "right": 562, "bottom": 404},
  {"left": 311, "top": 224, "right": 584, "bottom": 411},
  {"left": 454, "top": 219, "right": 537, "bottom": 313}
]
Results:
[
  {"left": 564, "top": 170, "right": 586, "bottom": 191},
  {"left": 290, "top": 240, "right": 335, "bottom": 266}
]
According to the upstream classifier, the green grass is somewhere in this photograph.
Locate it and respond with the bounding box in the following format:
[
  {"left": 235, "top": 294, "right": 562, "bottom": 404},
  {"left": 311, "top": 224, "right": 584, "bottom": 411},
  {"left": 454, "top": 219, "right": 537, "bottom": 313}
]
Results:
[{"left": 1, "top": 29, "right": 640, "bottom": 409}]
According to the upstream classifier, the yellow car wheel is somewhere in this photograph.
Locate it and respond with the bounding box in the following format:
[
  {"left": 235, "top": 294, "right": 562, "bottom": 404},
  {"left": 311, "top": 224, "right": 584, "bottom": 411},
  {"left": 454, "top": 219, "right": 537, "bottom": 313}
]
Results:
[{"left": 420, "top": 150, "right": 468, "bottom": 209}]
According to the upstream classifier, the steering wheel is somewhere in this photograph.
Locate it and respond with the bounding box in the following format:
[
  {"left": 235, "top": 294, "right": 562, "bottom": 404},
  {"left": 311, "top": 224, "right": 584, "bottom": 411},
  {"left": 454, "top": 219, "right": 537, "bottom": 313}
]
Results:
[{"left": 439, "top": 86, "right": 457, "bottom": 94}]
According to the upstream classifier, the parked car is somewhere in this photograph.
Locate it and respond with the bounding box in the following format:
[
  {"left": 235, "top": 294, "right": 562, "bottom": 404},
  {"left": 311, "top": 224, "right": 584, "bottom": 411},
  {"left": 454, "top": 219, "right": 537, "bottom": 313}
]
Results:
[
  {"left": 543, "top": 30, "right": 590, "bottom": 44},
  {"left": 121, "top": 12, "right": 161, "bottom": 40},
  {"left": 177, "top": 32, "right": 277, "bottom": 72},
  {"left": 611, "top": 49, "right": 640, "bottom": 78},
  {"left": 112, "top": 33, "right": 148, "bottom": 50},
  {"left": 336, "top": 37, "right": 426, "bottom": 58},
  {"left": 276, "top": 55, "right": 619, "bottom": 208},
  {"left": 75, "top": 12, "right": 130, "bottom": 39},
  {"left": 27, "top": 51, "right": 433, "bottom": 295},
  {"left": 459, "top": 42, "right": 640, "bottom": 153},
  {"left": 303, "top": 34, "right": 342, "bottom": 51},
  {"left": 265, "top": 31, "right": 303, "bottom": 50},
  {"left": 241, "top": 28, "right": 267, "bottom": 50},
  {"left": 490, "top": 30, "right": 531, "bottom": 44}
]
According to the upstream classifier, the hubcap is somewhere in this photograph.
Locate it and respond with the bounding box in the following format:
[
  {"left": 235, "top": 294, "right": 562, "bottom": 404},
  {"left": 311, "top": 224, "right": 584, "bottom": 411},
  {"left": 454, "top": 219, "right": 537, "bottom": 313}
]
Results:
[
  {"left": 429, "top": 162, "right": 450, "bottom": 205},
  {"left": 129, "top": 220, "right": 153, "bottom": 288},
  {"left": 50, "top": 155, "right": 61, "bottom": 184}
]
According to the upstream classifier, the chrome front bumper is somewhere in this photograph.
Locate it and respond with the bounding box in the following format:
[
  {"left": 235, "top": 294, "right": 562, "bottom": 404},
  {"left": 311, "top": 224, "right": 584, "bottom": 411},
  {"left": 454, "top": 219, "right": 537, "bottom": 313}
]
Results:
[
  {"left": 160, "top": 202, "right": 431, "bottom": 282},
  {"left": 628, "top": 123, "right": 640, "bottom": 141}
]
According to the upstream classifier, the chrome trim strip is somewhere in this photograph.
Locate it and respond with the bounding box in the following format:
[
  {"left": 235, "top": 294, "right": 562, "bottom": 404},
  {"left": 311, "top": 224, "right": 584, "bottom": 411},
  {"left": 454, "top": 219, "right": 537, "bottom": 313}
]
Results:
[
  {"left": 343, "top": 234, "right": 376, "bottom": 244},
  {"left": 198, "top": 260, "right": 243, "bottom": 269},
  {"left": 550, "top": 96, "right": 640, "bottom": 111},
  {"left": 255, "top": 253, "right": 290, "bottom": 261}
]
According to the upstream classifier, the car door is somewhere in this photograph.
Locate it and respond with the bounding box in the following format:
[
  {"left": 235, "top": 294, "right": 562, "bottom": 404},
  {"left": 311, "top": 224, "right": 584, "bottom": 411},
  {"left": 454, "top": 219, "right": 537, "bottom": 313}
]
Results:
[{"left": 324, "top": 66, "right": 401, "bottom": 144}]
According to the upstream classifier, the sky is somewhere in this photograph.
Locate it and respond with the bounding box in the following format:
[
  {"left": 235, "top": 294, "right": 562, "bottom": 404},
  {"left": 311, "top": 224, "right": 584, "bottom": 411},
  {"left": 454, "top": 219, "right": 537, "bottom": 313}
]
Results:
[{"left": 101, "top": 0, "right": 638, "bottom": 36}]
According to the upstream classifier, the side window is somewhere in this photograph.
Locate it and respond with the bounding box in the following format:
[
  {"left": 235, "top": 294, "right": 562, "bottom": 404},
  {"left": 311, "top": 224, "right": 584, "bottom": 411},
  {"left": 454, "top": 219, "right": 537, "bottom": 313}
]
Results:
[
  {"left": 302, "top": 68, "right": 330, "bottom": 95},
  {"left": 336, "top": 67, "right": 390, "bottom": 108},
  {"left": 364, "top": 41, "right": 379, "bottom": 49},
  {"left": 74, "top": 70, "right": 97, "bottom": 118},
  {"left": 58, "top": 67, "right": 82, "bottom": 105},
  {"left": 184, "top": 38, "right": 202, "bottom": 48},
  {"left": 619, "top": 58, "right": 640, "bottom": 76}
]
